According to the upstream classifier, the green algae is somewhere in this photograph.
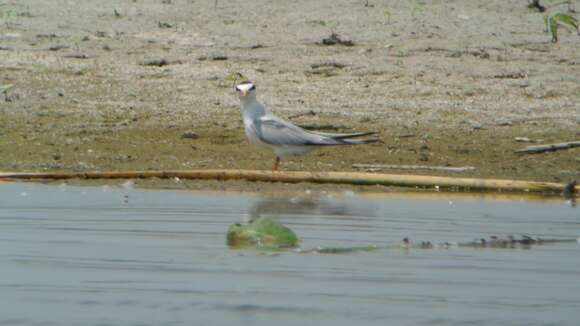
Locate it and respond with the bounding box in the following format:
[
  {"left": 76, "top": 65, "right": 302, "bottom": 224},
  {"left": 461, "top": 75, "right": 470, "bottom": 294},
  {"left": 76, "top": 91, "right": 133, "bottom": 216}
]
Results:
[{"left": 227, "top": 217, "right": 299, "bottom": 249}]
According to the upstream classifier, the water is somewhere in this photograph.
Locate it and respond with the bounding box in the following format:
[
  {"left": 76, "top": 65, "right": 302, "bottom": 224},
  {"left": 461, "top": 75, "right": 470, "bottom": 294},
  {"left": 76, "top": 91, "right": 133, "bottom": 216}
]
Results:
[{"left": 0, "top": 183, "right": 579, "bottom": 326}]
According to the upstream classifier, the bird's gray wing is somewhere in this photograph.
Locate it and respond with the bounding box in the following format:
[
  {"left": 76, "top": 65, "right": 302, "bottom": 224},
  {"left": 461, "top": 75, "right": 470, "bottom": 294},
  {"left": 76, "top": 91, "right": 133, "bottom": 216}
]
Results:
[{"left": 255, "top": 116, "right": 338, "bottom": 146}]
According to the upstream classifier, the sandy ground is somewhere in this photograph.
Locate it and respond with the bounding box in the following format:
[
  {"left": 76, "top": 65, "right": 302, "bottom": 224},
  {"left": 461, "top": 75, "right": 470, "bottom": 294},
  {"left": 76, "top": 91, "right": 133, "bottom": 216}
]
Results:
[{"left": 1, "top": 0, "right": 579, "bottom": 190}]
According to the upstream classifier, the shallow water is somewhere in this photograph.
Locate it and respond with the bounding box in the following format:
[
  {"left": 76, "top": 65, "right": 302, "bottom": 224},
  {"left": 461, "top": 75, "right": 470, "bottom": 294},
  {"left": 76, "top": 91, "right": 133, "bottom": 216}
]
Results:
[{"left": 0, "top": 183, "right": 578, "bottom": 326}]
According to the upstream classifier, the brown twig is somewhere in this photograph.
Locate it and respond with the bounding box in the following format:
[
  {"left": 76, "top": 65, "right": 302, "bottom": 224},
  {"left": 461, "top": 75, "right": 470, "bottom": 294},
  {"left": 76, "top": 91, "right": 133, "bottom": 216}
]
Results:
[{"left": 0, "top": 169, "right": 577, "bottom": 195}]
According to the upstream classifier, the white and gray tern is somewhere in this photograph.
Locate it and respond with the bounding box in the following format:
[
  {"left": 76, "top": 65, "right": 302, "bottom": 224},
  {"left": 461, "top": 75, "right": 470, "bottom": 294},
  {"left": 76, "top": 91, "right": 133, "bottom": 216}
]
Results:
[{"left": 235, "top": 81, "right": 380, "bottom": 171}]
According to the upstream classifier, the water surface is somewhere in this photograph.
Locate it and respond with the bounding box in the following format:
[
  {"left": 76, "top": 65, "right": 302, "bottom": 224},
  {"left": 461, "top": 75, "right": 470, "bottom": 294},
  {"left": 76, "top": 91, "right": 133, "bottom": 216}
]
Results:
[{"left": 0, "top": 183, "right": 578, "bottom": 326}]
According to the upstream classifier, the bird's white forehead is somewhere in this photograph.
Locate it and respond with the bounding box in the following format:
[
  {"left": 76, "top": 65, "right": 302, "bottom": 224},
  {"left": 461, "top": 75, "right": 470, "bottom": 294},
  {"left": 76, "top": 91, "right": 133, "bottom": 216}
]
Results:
[{"left": 235, "top": 82, "right": 255, "bottom": 92}]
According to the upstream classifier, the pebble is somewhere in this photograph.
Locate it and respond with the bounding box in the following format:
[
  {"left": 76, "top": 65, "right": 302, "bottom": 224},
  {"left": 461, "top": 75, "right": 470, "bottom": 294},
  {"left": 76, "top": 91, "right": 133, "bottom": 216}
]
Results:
[
  {"left": 181, "top": 131, "right": 199, "bottom": 139},
  {"left": 495, "top": 119, "right": 512, "bottom": 126},
  {"left": 471, "top": 122, "right": 484, "bottom": 130}
]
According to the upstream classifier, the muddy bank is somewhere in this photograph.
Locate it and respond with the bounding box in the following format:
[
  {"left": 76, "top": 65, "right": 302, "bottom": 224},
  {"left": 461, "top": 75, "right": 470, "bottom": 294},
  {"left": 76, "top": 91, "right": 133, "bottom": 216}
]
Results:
[{"left": 1, "top": 0, "right": 578, "bottom": 190}]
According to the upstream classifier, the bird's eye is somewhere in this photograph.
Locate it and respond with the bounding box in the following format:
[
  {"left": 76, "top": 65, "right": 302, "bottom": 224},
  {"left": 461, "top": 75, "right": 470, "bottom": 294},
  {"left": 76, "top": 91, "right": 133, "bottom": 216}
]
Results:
[
  {"left": 249, "top": 85, "right": 256, "bottom": 91},
  {"left": 234, "top": 87, "right": 240, "bottom": 92}
]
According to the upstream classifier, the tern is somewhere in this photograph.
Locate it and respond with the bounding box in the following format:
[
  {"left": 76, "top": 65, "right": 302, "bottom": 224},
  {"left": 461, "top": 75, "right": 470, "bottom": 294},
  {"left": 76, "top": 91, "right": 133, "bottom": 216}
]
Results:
[{"left": 234, "top": 81, "right": 380, "bottom": 171}]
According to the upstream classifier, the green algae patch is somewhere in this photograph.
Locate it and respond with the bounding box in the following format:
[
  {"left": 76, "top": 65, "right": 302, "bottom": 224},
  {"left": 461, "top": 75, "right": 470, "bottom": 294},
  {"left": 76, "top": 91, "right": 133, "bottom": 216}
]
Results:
[{"left": 227, "top": 217, "right": 299, "bottom": 249}]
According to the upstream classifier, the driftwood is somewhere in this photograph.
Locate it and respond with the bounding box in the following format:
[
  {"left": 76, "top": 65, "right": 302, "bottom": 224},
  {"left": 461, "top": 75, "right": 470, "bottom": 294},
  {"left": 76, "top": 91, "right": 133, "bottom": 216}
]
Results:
[
  {"left": 353, "top": 164, "right": 475, "bottom": 173},
  {"left": 0, "top": 169, "right": 577, "bottom": 195},
  {"left": 515, "top": 141, "right": 580, "bottom": 154}
]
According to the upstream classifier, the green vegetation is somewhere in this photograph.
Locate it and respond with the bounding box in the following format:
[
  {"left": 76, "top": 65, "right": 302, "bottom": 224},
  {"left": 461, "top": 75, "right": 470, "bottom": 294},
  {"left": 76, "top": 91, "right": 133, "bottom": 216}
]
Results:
[
  {"left": 384, "top": 9, "right": 392, "bottom": 24},
  {"left": 315, "top": 20, "right": 338, "bottom": 33},
  {"left": 227, "top": 217, "right": 299, "bottom": 249},
  {"left": 0, "top": 84, "right": 14, "bottom": 93},
  {"left": 545, "top": 12, "right": 578, "bottom": 43}
]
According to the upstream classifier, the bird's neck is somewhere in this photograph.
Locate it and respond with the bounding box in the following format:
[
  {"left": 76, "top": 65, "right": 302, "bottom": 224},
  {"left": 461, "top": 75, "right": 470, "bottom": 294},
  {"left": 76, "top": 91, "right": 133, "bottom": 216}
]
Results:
[{"left": 240, "top": 97, "right": 267, "bottom": 121}]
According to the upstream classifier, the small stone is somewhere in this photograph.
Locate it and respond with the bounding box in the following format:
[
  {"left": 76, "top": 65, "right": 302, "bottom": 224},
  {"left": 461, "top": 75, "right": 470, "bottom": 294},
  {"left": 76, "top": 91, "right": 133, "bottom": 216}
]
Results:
[
  {"left": 63, "top": 53, "right": 89, "bottom": 59},
  {"left": 49, "top": 44, "right": 70, "bottom": 51},
  {"left": 471, "top": 122, "right": 484, "bottom": 130},
  {"left": 158, "top": 21, "right": 173, "bottom": 28},
  {"left": 139, "top": 58, "right": 182, "bottom": 67},
  {"left": 95, "top": 31, "right": 110, "bottom": 38},
  {"left": 181, "top": 131, "right": 199, "bottom": 139},
  {"left": 496, "top": 119, "right": 512, "bottom": 126},
  {"left": 197, "top": 55, "right": 228, "bottom": 61}
]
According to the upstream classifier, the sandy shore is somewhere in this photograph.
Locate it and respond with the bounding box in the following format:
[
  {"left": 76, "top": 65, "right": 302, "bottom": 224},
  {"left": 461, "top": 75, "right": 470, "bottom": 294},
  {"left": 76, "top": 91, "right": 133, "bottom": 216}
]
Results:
[{"left": 1, "top": 0, "right": 579, "bottom": 190}]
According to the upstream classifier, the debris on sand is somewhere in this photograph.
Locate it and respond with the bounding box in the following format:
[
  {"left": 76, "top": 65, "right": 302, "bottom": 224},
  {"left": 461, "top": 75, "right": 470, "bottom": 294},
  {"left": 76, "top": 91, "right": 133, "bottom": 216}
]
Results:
[
  {"left": 181, "top": 131, "right": 199, "bottom": 140},
  {"left": 197, "top": 55, "right": 228, "bottom": 61},
  {"left": 310, "top": 62, "right": 347, "bottom": 69},
  {"left": 493, "top": 71, "right": 527, "bottom": 79},
  {"left": 287, "top": 110, "right": 316, "bottom": 119},
  {"left": 48, "top": 44, "right": 70, "bottom": 51},
  {"left": 94, "top": 31, "right": 111, "bottom": 38},
  {"left": 515, "top": 141, "right": 580, "bottom": 154},
  {"left": 63, "top": 53, "right": 90, "bottom": 59},
  {"left": 307, "top": 61, "right": 347, "bottom": 77},
  {"left": 527, "top": 0, "right": 546, "bottom": 12},
  {"left": 139, "top": 58, "right": 183, "bottom": 67},
  {"left": 320, "top": 32, "right": 354, "bottom": 46},
  {"left": 514, "top": 137, "right": 543, "bottom": 143},
  {"left": 158, "top": 21, "right": 173, "bottom": 28}
]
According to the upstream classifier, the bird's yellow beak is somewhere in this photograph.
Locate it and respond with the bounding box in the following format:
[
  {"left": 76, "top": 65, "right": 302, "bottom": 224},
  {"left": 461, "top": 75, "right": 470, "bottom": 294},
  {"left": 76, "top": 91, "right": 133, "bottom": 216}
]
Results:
[{"left": 240, "top": 90, "right": 248, "bottom": 96}]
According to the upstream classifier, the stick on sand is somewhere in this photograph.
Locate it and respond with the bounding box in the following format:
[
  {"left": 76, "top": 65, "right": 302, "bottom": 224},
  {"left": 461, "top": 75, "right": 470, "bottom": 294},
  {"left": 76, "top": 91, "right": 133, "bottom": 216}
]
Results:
[
  {"left": 515, "top": 141, "right": 580, "bottom": 154},
  {"left": 0, "top": 170, "right": 577, "bottom": 196}
]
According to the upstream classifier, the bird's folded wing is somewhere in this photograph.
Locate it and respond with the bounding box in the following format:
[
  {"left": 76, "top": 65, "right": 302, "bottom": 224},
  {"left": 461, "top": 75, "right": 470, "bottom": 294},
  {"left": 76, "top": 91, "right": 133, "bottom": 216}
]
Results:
[{"left": 255, "top": 117, "right": 337, "bottom": 146}]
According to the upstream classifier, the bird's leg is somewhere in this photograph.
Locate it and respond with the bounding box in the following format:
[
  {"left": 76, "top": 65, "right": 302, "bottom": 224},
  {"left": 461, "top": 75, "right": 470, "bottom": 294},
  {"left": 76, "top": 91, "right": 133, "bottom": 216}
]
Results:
[{"left": 272, "top": 157, "right": 280, "bottom": 171}]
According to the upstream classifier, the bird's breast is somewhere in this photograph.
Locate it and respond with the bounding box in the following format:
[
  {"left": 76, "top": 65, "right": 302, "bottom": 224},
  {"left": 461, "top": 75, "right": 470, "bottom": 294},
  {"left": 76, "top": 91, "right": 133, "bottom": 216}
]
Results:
[{"left": 243, "top": 120, "right": 265, "bottom": 146}]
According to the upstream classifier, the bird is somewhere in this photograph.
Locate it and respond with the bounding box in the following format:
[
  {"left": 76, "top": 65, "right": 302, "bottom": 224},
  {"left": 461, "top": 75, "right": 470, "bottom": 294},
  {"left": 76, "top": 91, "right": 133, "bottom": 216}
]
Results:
[{"left": 234, "top": 81, "right": 380, "bottom": 171}]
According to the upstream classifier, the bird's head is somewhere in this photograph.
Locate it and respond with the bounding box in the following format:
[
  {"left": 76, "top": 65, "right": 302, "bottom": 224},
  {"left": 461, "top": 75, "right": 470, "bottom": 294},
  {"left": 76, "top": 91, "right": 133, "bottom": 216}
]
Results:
[{"left": 234, "top": 81, "right": 256, "bottom": 98}]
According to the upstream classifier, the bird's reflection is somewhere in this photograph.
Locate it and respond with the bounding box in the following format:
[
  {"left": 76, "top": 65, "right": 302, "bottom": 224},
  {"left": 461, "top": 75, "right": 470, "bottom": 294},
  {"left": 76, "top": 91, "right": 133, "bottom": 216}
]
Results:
[
  {"left": 246, "top": 193, "right": 377, "bottom": 222},
  {"left": 563, "top": 180, "right": 577, "bottom": 207}
]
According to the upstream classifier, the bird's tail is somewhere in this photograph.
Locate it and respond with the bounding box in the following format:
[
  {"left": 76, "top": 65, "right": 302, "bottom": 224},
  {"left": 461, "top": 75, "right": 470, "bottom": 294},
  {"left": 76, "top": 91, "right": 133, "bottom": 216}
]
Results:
[
  {"left": 331, "top": 131, "right": 381, "bottom": 145},
  {"left": 330, "top": 131, "right": 379, "bottom": 140},
  {"left": 340, "top": 137, "right": 382, "bottom": 145},
  {"left": 308, "top": 130, "right": 382, "bottom": 145}
]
